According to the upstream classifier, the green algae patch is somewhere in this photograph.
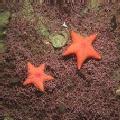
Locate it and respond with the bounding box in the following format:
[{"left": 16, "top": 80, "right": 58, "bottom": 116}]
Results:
[
  {"left": 0, "top": 11, "right": 10, "bottom": 54},
  {"left": 35, "top": 16, "right": 50, "bottom": 37},
  {"left": 0, "top": 42, "right": 6, "bottom": 53},
  {"left": 21, "top": 0, "right": 35, "bottom": 21},
  {"left": 0, "top": 10, "right": 10, "bottom": 39},
  {"left": 49, "top": 31, "right": 69, "bottom": 48},
  {"left": 0, "top": 31, "right": 6, "bottom": 39},
  {"left": 36, "top": 23, "right": 50, "bottom": 37},
  {"left": 88, "top": 0, "right": 100, "bottom": 11},
  {"left": 21, "top": 0, "right": 50, "bottom": 37},
  {"left": 0, "top": 11, "right": 10, "bottom": 27}
]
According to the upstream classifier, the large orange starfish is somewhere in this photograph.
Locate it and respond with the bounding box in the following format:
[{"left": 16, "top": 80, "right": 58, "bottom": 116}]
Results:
[
  {"left": 23, "top": 62, "right": 54, "bottom": 92},
  {"left": 63, "top": 31, "right": 101, "bottom": 69}
]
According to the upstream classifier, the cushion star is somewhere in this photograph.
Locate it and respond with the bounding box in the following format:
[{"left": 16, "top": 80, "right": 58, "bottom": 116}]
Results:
[
  {"left": 63, "top": 31, "right": 101, "bottom": 69},
  {"left": 23, "top": 62, "right": 54, "bottom": 92}
]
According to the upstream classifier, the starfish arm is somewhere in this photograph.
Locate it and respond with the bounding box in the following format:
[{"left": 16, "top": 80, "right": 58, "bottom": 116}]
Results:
[
  {"left": 34, "top": 80, "right": 44, "bottom": 92},
  {"left": 23, "top": 78, "right": 32, "bottom": 85},
  {"left": 43, "top": 74, "right": 54, "bottom": 81},
  {"left": 71, "top": 31, "right": 84, "bottom": 42},
  {"left": 27, "top": 62, "right": 35, "bottom": 73},
  {"left": 86, "top": 33, "right": 97, "bottom": 44},
  {"left": 76, "top": 52, "right": 87, "bottom": 69},
  {"left": 88, "top": 47, "right": 101, "bottom": 59},
  {"left": 63, "top": 44, "right": 76, "bottom": 56}
]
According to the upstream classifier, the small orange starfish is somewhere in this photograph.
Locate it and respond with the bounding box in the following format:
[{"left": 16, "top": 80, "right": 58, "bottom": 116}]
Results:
[
  {"left": 23, "top": 62, "right": 54, "bottom": 92},
  {"left": 63, "top": 31, "right": 101, "bottom": 69}
]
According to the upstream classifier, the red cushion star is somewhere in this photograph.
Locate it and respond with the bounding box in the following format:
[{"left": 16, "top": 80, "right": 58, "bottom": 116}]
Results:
[
  {"left": 63, "top": 31, "right": 101, "bottom": 69},
  {"left": 23, "top": 62, "right": 54, "bottom": 92}
]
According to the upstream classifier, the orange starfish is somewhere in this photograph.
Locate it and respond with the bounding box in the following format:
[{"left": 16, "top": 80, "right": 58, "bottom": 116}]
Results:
[
  {"left": 63, "top": 31, "right": 101, "bottom": 69},
  {"left": 23, "top": 62, "right": 54, "bottom": 92}
]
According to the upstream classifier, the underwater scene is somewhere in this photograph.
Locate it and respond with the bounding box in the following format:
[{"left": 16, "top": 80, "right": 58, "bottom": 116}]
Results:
[{"left": 0, "top": 0, "right": 120, "bottom": 120}]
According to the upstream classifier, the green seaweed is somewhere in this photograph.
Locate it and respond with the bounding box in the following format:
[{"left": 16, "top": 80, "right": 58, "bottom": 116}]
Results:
[
  {"left": 0, "top": 11, "right": 10, "bottom": 54},
  {"left": 88, "top": 0, "right": 100, "bottom": 10},
  {"left": 35, "top": 16, "right": 50, "bottom": 37},
  {"left": 22, "top": 0, "right": 35, "bottom": 21},
  {"left": 36, "top": 23, "right": 50, "bottom": 37},
  {"left": 0, "top": 11, "right": 10, "bottom": 27},
  {"left": 21, "top": 0, "right": 68, "bottom": 48},
  {"left": 21, "top": 0, "right": 49, "bottom": 37},
  {"left": 0, "top": 42, "right": 6, "bottom": 53},
  {"left": 0, "top": 10, "right": 10, "bottom": 39},
  {"left": 0, "top": 30, "right": 6, "bottom": 39},
  {"left": 49, "top": 31, "right": 69, "bottom": 48}
]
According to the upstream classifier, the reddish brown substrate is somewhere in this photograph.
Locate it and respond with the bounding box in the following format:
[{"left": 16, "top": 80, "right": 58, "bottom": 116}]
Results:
[{"left": 1, "top": 1, "right": 120, "bottom": 120}]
